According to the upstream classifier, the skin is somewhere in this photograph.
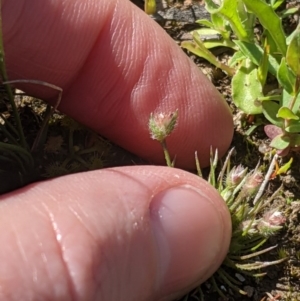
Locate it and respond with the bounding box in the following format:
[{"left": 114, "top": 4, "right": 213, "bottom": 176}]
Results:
[{"left": 1, "top": 0, "right": 233, "bottom": 300}]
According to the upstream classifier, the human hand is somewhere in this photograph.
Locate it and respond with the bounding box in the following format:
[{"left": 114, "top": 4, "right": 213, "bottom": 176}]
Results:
[{"left": 1, "top": 0, "right": 233, "bottom": 300}]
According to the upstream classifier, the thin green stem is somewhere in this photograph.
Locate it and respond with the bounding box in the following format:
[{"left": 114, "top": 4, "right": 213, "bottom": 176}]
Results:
[
  {"left": 218, "top": 268, "right": 242, "bottom": 286},
  {"left": 31, "top": 104, "right": 51, "bottom": 152},
  {"left": 195, "top": 151, "right": 202, "bottom": 177},
  {"left": 161, "top": 140, "right": 172, "bottom": 167},
  {"left": 0, "top": 123, "right": 20, "bottom": 145},
  {"left": 258, "top": 95, "right": 281, "bottom": 102},
  {"left": 210, "top": 275, "right": 227, "bottom": 299},
  {"left": 3, "top": 80, "right": 63, "bottom": 152}
]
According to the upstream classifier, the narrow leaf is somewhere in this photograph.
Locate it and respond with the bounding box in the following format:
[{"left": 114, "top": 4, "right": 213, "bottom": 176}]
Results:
[
  {"left": 196, "top": 19, "right": 215, "bottom": 28},
  {"left": 181, "top": 34, "right": 235, "bottom": 76},
  {"left": 181, "top": 40, "right": 217, "bottom": 64},
  {"left": 204, "top": 0, "right": 250, "bottom": 41},
  {"left": 262, "top": 29, "right": 281, "bottom": 58},
  {"left": 234, "top": 40, "right": 279, "bottom": 76},
  {"left": 242, "top": 0, "right": 287, "bottom": 55},
  {"left": 193, "top": 28, "right": 236, "bottom": 49},
  {"left": 277, "top": 58, "right": 295, "bottom": 95},
  {"left": 280, "top": 7, "right": 300, "bottom": 18},
  {"left": 286, "top": 23, "right": 300, "bottom": 77},
  {"left": 257, "top": 40, "right": 269, "bottom": 87},
  {"left": 271, "top": 0, "right": 285, "bottom": 10},
  {"left": 277, "top": 157, "right": 293, "bottom": 175}
]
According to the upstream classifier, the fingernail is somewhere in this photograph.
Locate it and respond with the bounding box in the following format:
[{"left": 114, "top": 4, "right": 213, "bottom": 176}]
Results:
[{"left": 150, "top": 184, "right": 228, "bottom": 300}]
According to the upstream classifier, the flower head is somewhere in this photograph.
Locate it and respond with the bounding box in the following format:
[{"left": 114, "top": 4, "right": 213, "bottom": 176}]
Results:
[
  {"left": 263, "top": 210, "right": 286, "bottom": 226},
  {"left": 257, "top": 210, "right": 286, "bottom": 236},
  {"left": 149, "top": 110, "right": 178, "bottom": 142},
  {"left": 226, "top": 165, "right": 247, "bottom": 188},
  {"left": 240, "top": 170, "right": 263, "bottom": 197}
]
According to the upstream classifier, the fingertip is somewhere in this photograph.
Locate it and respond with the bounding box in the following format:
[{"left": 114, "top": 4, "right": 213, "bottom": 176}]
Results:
[
  {"left": 0, "top": 166, "right": 231, "bottom": 301},
  {"left": 3, "top": 0, "right": 233, "bottom": 169},
  {"left": 149, "top": 184, "right": 231, "bottom": 300}
]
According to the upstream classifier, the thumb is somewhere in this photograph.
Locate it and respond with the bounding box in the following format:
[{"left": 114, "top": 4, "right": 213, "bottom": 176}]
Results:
[{"left": 0, "top": 166, "right": 231, "bottom": 301}]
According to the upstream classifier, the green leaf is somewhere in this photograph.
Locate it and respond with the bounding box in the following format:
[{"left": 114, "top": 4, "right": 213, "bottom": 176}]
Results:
[
  {"left": 285, "top": 123, "right": 300, "bottom": 133},
  {"left": 281, "top": 89, "right": 300, "bottom": 113},
  {"left": 262, "top": 29, "right": 281, "bottom": 60},
  {"left": 287, "top": 28, "right": 298, "bottom": 45},
  {"left": 193, "top": 28, "right": 236, "bottom": 49},
  {"left": 262, "top": 101, "right": 282, "bottom": 126},
  {"left": 196, "top": 19, "right": 215, "bottom": 28},
  {"left": 291, "top": 134, "right": 300, "bottom": 147},
  {"left": 204, "top": 0, "right": 250, "bottom": 41},
  {"left": 228, "top": 51, "right": 246, "bottom": 67},
  {"left": 271, "top": 0, "right": 285, "bottom": 10},
  {"left": 236, "top": 0, "right": 255, "bottom": 41},
  {"left": 280, "top": 7, "right": 300, "bottom": 18},
  {"left": 286, "top": 23, "right": 300, "bottom": 77},
  {"left": 181, "top": 40, "right": 215, "bottom": 63},
  {"left": 232, "top": 58, "right": 263, "bottom": 114},
  {"left": 277, "top": 107, "right": 299, "bottom": 120},
  {"left": 234, "top": 40, "right": 279, "bottom": 76},
  {"left": 277, "top": 58, "right": 295, "bottom": 95},
  {"left": 194, "top": 28, "right": 221, "bottom": 37},
  {"left": 277, "top": 157, "right": 293, "bottom": 175},
  {"left": 211, "top": 13, "right": 226, "bottom": 30},
  {"left": 257, "top": 40, "right": 269, "bottom": 87},
  {"left": 181, "top": 33, "right": 235, "bottom": 76},
  {"left": 242, "top": 0, "right": 287, "bottom": 55},
  {"left": 270, "top": 134, "right": 291, "bottom": 150}
]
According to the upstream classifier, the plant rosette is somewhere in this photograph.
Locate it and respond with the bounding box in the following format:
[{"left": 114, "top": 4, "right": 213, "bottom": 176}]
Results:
[
  {"left": 181, "top": 0, "right": 300, "bottom": 156},
  {"left": 149, "top": 111, "right": 287, "bottom": 300}
]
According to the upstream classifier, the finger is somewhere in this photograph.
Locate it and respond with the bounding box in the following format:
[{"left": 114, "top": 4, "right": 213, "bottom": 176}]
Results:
[
  {"left": 0, "top": 166, "right": 231, "bottom": 301},
  {"left": 3, "top": 0, "right": 233, "bottom": 168}
]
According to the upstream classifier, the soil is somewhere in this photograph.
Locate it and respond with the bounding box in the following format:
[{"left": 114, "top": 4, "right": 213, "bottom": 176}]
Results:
[{"left": 1, "top": 1, "right": 300, "bottom": 301}]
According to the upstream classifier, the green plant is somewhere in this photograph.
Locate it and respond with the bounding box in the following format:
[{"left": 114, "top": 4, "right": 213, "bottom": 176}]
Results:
[
  {"left": 181, "top": 0, "right": 300, "bottom": 156},
  {"left": 277, "top": 247, "right": 289, "bottom": 259},
  {"left": 0, "top": 0, "right": 66, "bottom": 193},
  {"left": 43, "top": 116, "right": 109, "bottom": 178},
  {"left": 149, "top": 111, "right": 287, "bottom": 300},
  {"left": 0, "top": 4, "right": 37, "bottom": 192},
  {"left": 0, "top": 3, "right": 107, "bottom": 192}
]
